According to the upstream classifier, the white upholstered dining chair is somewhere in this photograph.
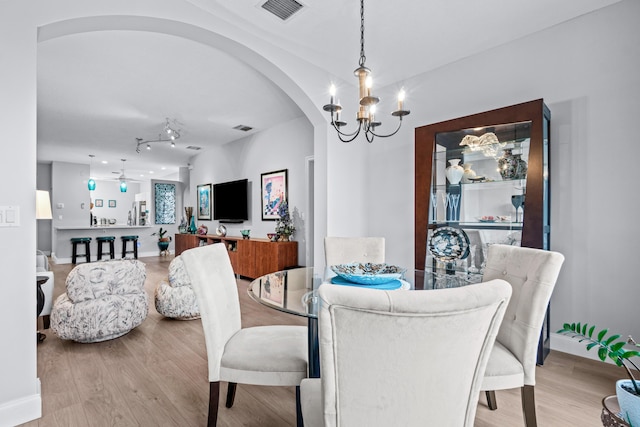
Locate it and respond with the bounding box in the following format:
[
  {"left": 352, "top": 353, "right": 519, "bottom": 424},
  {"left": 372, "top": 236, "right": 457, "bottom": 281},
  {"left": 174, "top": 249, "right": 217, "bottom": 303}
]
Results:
[
  {"left": 324, "top": 236, "right": 385, "bottom": 280},
  {"left": 480, "top": 244, "right": 565, "bottom": 427},
  {"left": 324, "top": 236, "right": 385, "bottom": 266},
  {"left": 181, "top": 243, "right": 308, "bottom": 426},
  {"left": 300, "top": 279, "right": 512, "bottom": 427}
]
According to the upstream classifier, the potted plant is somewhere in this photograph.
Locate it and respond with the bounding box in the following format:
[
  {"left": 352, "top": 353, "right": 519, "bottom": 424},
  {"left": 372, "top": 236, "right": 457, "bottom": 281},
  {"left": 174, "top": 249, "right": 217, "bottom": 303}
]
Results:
[
  {"left": 275, "top": 200, "right": 295, "bottom": 241},
  {"left": 151, "top": 227, "right": 172, "bottom": 254},
  {"left": 558, "top": 322, "right": 640, "bottom": 425}
]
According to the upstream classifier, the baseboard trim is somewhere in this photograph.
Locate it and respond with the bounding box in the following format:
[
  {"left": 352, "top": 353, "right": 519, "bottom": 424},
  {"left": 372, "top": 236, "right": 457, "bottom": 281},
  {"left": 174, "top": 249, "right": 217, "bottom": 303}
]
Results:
[
  {"left": 550, "top": 332, "right": 616, "bottom": 365},
  {"left": 0, "top": 379, "right": 41, "bottom": 427}
]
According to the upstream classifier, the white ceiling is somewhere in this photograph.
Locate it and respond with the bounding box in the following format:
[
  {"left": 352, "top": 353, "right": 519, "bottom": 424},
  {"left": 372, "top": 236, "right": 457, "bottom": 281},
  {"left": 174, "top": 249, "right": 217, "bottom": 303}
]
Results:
[{"left": 36, "top": 0, "right": 620, "bottom": 181}]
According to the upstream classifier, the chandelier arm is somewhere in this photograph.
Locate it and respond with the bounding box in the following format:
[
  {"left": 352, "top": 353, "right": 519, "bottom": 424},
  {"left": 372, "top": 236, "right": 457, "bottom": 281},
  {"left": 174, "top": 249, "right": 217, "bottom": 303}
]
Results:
[
  {"left": 333, "top": 122, "right": 363, "bottom": 143},
  {"left": 367, "top": 117, "right": 404, "bottom": 139},
  {"left": 331, "top": 120, "right": 362, "bottom": 138}
]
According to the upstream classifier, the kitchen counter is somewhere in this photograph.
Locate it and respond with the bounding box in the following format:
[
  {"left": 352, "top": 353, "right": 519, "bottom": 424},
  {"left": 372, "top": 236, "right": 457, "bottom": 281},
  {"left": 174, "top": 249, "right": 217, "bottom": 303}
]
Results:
[
  {"left": 53, "top": 225, "right": 161, "bottom": 264},
  {"left": 55, "top": 225, "right": 152, "bottom": 230}
]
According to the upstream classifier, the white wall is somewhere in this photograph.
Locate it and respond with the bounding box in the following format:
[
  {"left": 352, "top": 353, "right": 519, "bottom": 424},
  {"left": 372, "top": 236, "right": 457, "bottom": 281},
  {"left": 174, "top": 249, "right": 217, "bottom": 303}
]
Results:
[
  {"left": 89, "top": 179, "right": 141, "bottom": 226},
  {"left": 365, "top": 0, "right": 640, "bottom": 354},
  {"left": 189, "top": 116, "right": 313, "bottom": 264},
  {"left": 2, "top": 0, "right": 637, "bottom": 424}
]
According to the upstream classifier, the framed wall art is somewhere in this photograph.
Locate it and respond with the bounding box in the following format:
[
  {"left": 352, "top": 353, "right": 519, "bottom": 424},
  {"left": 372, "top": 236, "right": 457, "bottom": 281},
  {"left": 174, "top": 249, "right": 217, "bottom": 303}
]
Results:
[
  {"left": 108, "top": 200, "right": 116, "bottom": 208},
  {"left": 197, "top": 183, "right": 212, "bottom": 220},
  {"left": 261, "top": 169, "right": 287, "bottom": 220},
  {"left": 154, "top": 182, "right": 176, "bottom": 224},
  {"left": 94, "top": 199, "right": 103, "bottom": 207}
]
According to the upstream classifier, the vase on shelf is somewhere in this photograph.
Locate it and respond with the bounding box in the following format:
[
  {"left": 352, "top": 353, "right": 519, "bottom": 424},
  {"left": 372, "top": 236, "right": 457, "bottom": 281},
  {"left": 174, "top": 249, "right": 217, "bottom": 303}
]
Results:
[
  {"left": 188, "top": 215, "right": 197, "bottom": 234},
  {"left": 461, "top": 163, "right": 476, "bottom": 184},
  {"left": 498, "top": 149, "right": 528, "bottom": 180},
  {"left": 280, "top": 233, "right": 291, "bottom": 242},
  {"left": 445, "top": 159, "right": 464, "bottom": 185}
]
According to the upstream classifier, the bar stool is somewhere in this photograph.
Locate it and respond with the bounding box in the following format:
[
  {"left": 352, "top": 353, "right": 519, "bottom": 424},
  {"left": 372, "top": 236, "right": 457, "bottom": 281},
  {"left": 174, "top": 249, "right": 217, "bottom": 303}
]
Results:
[
  {"left": 96, "top": 236, "right": 116, "bottom": 260},
  {"left": 121, "top": 235, "right": 139, "bottom": 259},
  {"left": 70, "top": 237, "right": 92, "bottom": 264}
]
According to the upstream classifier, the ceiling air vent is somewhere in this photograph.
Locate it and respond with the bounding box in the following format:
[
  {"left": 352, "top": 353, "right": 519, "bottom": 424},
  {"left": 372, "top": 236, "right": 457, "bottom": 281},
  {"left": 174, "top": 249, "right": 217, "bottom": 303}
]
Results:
[
  {"left": 233, "top": 125, "right": 253, "bottom": 132},
  {"left": 185, "top": 146, "right": 202, "bottom": 151},
  {"left": 261, "top": 0, "right": 303, "bottom": 21}
]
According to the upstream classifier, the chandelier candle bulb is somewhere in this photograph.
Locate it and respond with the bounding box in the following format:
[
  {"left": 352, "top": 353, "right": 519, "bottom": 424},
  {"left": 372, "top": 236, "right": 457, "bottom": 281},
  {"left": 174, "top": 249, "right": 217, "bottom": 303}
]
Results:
[{"left": 398, "top": 90, "right": 405, "bottom": 111}]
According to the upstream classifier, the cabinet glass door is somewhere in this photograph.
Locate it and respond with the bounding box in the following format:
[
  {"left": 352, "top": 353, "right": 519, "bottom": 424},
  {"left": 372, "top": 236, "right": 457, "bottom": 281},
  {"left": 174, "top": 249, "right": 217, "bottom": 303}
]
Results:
[{"left": 428, "top": 121, "right": 532, "bottom": 274}]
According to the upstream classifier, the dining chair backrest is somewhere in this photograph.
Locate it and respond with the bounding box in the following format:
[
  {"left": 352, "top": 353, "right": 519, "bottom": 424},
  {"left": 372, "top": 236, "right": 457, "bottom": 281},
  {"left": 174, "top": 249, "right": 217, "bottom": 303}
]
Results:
[
  {"left": 316, "top": 279, "right": 511, "bottom": 427},
  {"left": 324, "top": 236, "right": 385, "bottom": 267},
  {"left": 482, "top": 244, "right": 565, "bottom": 385},
  {"left": 181, "top": 243, "right": 242, "bottom": 381}
]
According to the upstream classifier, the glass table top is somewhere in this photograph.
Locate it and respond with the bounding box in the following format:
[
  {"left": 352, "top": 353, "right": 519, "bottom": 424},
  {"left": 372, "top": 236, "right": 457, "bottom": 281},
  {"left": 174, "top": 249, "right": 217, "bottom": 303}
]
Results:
[{"left": 247, "top": 267, "right": 483, "bottom": 319}]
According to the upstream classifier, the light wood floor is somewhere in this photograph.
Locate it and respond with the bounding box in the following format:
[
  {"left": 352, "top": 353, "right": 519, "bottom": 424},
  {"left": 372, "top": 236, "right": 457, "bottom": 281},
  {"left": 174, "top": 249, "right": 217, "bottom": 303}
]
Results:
[{"left": 23, "top": 255, "right": 620, "bottom": 426}]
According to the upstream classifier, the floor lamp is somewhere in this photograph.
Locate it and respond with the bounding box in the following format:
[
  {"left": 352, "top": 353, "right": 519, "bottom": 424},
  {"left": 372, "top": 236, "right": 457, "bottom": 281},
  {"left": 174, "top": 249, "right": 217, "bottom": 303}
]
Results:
[{"left": 36, "top": 190, "right": 52, "bottom": 342}]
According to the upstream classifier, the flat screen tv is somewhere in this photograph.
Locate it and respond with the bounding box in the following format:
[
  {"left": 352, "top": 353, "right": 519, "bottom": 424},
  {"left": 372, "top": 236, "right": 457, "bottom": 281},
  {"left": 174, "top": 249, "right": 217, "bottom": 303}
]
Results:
[{"left": 213, "top": 179, "right": 248, "bottom": 223}]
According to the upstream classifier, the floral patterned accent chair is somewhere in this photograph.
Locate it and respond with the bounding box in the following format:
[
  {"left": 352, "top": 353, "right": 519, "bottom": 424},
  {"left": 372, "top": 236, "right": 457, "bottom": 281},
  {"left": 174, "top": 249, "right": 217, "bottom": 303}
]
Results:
[
  {"left": 50, "top": 259, "right": 148, "bottom": 343},
  {"left": 154, "top": 256, "right": 200, "bottom": 320}
]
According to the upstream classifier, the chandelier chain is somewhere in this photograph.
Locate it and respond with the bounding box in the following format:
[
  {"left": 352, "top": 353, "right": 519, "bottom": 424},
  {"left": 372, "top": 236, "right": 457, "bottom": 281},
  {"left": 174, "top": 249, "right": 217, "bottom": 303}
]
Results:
[{"left": 359, "top": 0, "right": 366, "bottom": 67}]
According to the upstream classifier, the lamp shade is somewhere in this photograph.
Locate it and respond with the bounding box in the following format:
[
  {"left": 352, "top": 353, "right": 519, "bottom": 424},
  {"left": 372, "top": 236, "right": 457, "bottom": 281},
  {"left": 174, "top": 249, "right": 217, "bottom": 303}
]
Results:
[
  {"left": 36, "top": 190, "right": 53, "bottom": 220},
  {"left": 120, "top": 180, "right": 127, "bottom": 192},
  {"left": 88, "top": 178, "right": 96, "bottom": 191}
]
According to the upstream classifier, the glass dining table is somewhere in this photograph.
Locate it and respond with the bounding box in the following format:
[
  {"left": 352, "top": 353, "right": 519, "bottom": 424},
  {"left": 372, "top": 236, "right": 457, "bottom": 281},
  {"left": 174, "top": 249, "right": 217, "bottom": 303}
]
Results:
[{"left": 247, "top": 267, "right": 482, "bottom": 378}]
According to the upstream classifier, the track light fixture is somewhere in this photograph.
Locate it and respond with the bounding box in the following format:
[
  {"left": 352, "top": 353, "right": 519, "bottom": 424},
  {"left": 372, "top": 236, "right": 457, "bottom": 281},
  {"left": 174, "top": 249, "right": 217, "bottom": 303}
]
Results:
[
  {"left": 323, "top": 0, "right": 410, "bottom": 143},
  {"left": 136, "top": 118, "right": 181, "bottom": 153}
]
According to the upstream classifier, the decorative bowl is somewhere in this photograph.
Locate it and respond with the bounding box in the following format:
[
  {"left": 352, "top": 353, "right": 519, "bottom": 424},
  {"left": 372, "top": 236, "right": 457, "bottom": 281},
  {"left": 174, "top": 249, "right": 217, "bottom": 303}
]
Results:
[
  {"left": 240, "top": 229, "right": 251, "bottom": 239},
  {"left": 267, "top": 233, "right": 278, "bottom": 242},
  {"left": 330, "top": 263, "right": 406, "bottom": 285}
]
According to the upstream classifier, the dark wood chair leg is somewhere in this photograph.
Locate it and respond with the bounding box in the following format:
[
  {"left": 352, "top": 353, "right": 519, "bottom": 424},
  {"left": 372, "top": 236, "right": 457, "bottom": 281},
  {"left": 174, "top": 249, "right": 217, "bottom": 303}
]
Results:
[
  {"left": 486, "top": 390, "right": 498, "bottom": 410},
  {"left": 208, "top": 381, "right": 220, "bottom": 427},
  {"left": 225, "top": 382, "right": 237, "bottom": 408},
  {"left": 42, "top": 314, "right": 50, "bottom": 330},
  {"left": 521, "top": 385, "right": 537, "bottom": 427},
  {"left": 296, "top": 385, "right": 303, "bottom": 427}
]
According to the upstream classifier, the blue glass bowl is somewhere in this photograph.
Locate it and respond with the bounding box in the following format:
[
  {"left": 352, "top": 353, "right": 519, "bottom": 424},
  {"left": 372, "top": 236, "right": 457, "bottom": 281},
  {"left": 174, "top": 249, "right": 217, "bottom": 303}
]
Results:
[{"left": 330, "top": 263, "right": 406, "bottom": 285}]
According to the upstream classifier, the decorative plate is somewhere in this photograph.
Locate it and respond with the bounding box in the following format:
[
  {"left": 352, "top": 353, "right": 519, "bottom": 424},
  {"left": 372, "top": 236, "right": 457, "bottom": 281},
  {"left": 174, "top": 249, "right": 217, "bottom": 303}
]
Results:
[
  {"left": 478, "top": 216, "right": 497, "bottom": 223},
  {"left": 215, "top": 224, "right": 227, "bottom": 237},
  {"left": 428, "top": 227, "right": 470, "bottom": 261},
  {"left": 330, "top": 263, "right": 407, "bottom": 285}
]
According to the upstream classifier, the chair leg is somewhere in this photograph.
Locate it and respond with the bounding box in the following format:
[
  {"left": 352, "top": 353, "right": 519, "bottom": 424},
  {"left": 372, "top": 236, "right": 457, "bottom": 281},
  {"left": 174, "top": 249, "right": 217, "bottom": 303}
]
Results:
[
  {"left": 225, "top": 382, "right": 237, "bottom": 408},
  {"left": 208, "top": 381, "right": 220, "bottom": 427},
  {"left": 521, "top": 385, "right": 537, "bottom": 427},
  {"left": 486, "top": 390, "right": 498, "bottom": 410},
  {"left": 42, "top": 314, "right": 50, "bottom": 330},
  {"left": 296, "top": 385, "right": 303, "bottom": 427}
]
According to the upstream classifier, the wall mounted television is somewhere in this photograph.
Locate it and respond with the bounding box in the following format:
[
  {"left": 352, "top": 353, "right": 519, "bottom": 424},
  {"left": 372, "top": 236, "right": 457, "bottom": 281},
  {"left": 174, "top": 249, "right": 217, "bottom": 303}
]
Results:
[{"left": 213, "top": 179, "right": 249, "bottom": 223}]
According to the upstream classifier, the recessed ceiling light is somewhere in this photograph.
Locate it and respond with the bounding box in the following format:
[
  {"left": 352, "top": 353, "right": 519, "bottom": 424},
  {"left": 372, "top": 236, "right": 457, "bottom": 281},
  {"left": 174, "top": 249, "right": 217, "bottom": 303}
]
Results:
[{"left": 101, "top": 160, "right": 108, "bottom": 164}]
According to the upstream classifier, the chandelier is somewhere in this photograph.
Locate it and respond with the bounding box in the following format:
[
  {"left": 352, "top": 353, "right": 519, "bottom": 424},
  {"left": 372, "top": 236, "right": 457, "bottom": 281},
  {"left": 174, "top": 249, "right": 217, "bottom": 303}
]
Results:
[
  {"left": 136, "top": 118, "right": 181, "bottom": 153},
  {"left": 323, "top": 0, "right": 410, "bottom": 143}
]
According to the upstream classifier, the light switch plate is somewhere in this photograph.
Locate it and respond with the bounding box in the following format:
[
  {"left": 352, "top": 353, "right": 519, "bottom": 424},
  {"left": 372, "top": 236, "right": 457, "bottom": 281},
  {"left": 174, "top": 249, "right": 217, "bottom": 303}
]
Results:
[{"left": 0, "top": 206, "right": 20, "bottom": 227}]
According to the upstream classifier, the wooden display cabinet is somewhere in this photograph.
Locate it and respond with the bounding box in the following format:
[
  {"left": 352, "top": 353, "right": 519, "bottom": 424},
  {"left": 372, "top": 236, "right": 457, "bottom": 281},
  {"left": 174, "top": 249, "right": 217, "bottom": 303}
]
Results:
[
  {"left": 174, "top": 234, "right": 298, "bottom": 279},
  {"left": 415, "top": 99, "right": 552, "bottom": 363}
]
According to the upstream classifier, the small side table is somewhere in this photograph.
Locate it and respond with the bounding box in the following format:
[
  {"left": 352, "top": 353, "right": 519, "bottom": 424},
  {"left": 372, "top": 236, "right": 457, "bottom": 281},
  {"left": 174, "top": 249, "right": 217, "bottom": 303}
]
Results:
[
  {"left": 602, "top": 395, "right": 630, "bottom": 427},
  {"left": 36, "top": 275, "right": 48, "bottom": 343}
]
